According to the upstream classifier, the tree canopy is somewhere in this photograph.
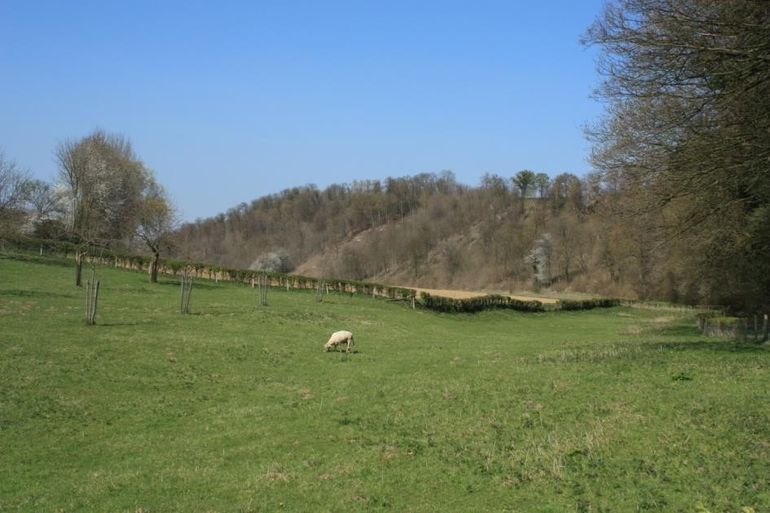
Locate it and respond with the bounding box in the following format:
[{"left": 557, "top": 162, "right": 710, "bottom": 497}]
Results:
[{"left": 584, "top": 0, "right": 770, "bottom": 312}]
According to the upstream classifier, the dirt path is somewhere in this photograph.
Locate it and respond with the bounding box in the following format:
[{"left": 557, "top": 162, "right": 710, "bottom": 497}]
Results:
[{"left": 402, "top": 286, "right": 560, "bottom": 304}]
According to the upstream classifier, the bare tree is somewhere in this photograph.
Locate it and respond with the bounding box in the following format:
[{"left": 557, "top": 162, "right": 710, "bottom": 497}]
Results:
[
  {"left": 136, "top": 177, "right": 176, "bottom": 283},
  {"left": 56, "top": 130, "right": 148, "bottom": 242},
  {"left": 24, "top": 180, "right": 64, "bottom": 220},
  {"left": 584, "top": 0, "right": 770, "bottom": 311},
  {"left": 0, "top": 151, "right": 31, "bottom": 233},
  {"left": 533, "top": 173, "right": 550, "bottom": 198},
  {"left": 56, "top": 130, "right": 150, "bottom": 285}
]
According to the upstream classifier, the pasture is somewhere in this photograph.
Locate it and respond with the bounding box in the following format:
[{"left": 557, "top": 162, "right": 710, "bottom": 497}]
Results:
[{"left": 1, "top": 254, "right": 768, "bottom": 512}]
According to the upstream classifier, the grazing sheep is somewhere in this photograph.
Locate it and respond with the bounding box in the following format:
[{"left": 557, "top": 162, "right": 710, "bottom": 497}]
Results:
[{"left": 324, "top": 330, "right": 354, "bottom": 353}]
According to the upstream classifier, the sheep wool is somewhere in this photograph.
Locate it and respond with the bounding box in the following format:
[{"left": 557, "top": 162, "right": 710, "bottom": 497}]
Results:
[{"left": 324, "top": 330, "right": 354, "bottom": 353}]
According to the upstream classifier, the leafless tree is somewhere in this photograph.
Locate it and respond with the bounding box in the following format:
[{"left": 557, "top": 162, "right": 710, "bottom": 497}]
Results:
[
  {"left": 56, "top": 130, "right": 150, "bottom": 285},
  {"left": 24, "top": 180, "right": 64, "bottom": 221},
  {"left": 0, "top": 151, "right": 31, "bottom": 233},
  {"left": 56, "top": 130, "right": 148, "bottom": 243},
  {"left": 584, "top": 0, "right": 770, "bottom": 310},
  {"left": 136, "top": 177, "right": 176, "bottom": 283}
]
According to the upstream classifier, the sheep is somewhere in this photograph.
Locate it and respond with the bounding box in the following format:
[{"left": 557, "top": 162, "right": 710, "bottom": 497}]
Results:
[{"left": 324, "top": 330, "right": 354, "bottom": 353}]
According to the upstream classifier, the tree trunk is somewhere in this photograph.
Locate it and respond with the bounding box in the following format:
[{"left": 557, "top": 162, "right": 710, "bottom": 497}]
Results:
[
  {"left": 75, "top": 251, "right": 83, "bottom": 287},
  {"left": 149, "top": 251, "right": 159, "bottom": 283}
]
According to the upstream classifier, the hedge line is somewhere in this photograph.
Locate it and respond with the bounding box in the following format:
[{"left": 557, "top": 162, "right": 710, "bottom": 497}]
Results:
[
  {"left": 0, "top": 236, "right": 416, "bottom": 301},
  {"left": 558, "top": 298, "right": 621, "bottom": 311},
  {"left": 418, "top": 293, "right": 620, "bottom": 313},
  {"left": 2, "top": 236, "right": 620, "bottom": 313},
  {"left": 419, "top": 293, "right": 547, "bottom": 313},
  {"left": 0, "top": 236, "right": 164, "bottom": 270}
]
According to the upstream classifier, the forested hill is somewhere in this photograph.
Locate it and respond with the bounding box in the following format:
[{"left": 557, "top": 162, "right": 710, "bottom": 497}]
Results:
[
  {"left": 172, "top": 170, "right": 672, "bottom": 303},
  {"left": 174, "top": 1, "right": 770, "bottom": 314}
]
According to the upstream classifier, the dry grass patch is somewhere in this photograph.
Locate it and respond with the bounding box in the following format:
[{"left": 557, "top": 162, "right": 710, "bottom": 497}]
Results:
[{"left": 402, "top": 286, "right": 560, "bottom": 304}]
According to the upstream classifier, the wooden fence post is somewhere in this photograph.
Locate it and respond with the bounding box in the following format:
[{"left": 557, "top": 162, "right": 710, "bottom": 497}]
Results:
[
  {"left": 257, "top": 274, "right": 268, "bottom": 306},
  {"left": 84, "top": 278, "right": 100, "bottom": 325},
  {"left": 84, "top": 279, "right": 91, "bottom": 323},
  {"left": 90, "top": 281, "right": 100, "bottom": 325},
  {"left": 83, "top": 265, "right": 100, "bottom": 325},
  {"left": 75, "top": 251, "right": 83, "bottom": 287},
  {"left": 180, "top": 273, "right": 193, "bottom": 314}
]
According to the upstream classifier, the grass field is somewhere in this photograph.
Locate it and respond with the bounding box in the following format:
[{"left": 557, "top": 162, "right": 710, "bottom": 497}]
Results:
[{"left": 1, "top": 253, "right": 769, "bottom": 512}]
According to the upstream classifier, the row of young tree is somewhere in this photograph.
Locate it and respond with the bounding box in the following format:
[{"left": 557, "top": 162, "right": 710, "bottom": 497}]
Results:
[{"left": 0, "top": 130, "right": 176, "bottom": 283}]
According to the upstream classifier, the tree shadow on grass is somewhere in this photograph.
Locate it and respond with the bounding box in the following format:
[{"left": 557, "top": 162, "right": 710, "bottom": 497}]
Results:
[
  {"left": 654, "top": 324, "right": 698, "bottom": 337},
  {"left": 654, "top": 339, "right": 768, "bottom": 354},
  {"left": 0, "top": 253, "right": 72, "bottom": 268},
  {"left": 154, "top": 279, "right": 221, "bottom": 290},
  {"left": 182, "top": 307, "right": 256, "bottom": 317},
  {"left": 0, "top": 288, "right": 75, "bottom": 299},
  {"left": 651, "top": 323, "right": 768, "bottom": 353},
  {"left": 99, "top": 320, "right": 157, "bottom": 327},
  {"left": 324, "top": 348, "right": 362, "bottom": 356}
]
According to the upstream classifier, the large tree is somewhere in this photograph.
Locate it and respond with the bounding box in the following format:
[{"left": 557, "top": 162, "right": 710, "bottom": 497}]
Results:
[
  {"left": 56, "top": 130, "right": 148, "bottom": 244},
  {"left": 584, "top": 0, "right": 770, "bottom": 311},
  {"left": 56, "top": 130, "right": 150, "bottom": 285}
]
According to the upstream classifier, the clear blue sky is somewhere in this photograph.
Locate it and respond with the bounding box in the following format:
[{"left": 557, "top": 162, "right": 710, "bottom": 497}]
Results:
[{"left": 1, "top": 1, "right": 606, "bottom": 222}]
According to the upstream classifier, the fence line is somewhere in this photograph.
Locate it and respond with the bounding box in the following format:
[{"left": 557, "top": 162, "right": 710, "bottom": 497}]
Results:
[{"left": 2, "top": 236, "right": 626, "bottom": 314}]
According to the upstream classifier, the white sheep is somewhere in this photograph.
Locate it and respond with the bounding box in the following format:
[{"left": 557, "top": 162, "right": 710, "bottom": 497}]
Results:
[{"left": 324, "top": 330, "right": 354, "bottom": 353}]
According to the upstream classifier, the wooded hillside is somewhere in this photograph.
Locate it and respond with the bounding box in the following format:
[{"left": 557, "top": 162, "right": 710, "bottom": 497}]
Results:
[
  {"left": 171, "top": 170, "right": 681, "bottom": 304},
  {"left": 174, "top": 0, "right": 770, "bottom": 314}
]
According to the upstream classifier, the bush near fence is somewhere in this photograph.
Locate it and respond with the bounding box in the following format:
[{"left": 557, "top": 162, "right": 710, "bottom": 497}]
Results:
[
  {"left": 558, "top": 298, "right": 621, "bottom": 311},
  {"left": 696, "top": 311, "right": 769, "bottom": 341},
  {"left": 419, "top": 293, "right": 620, "bottom": 313},
  {"left": 2, "top": 236, "right": 619, "bottom": 313},
  {"left": 419, "top": 293, "right": 546, "bottom": 313}
]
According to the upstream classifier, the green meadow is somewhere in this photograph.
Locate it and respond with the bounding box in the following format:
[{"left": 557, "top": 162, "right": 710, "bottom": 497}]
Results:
[{"left": 1, "top": 254, "right": 768, "bottom": 513}]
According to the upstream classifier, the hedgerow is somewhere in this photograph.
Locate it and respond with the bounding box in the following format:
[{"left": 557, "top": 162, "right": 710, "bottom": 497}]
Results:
[{"left": 2, "top": 235, "right": 618, "bottom": 313}]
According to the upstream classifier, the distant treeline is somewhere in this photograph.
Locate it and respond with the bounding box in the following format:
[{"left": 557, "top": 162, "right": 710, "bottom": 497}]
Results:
[
  {"left": 171, "top": 169, "right": 734, "bottom": 310},
  {"left": 174, "top": 171, "right": 613, "bottom": 292}
]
